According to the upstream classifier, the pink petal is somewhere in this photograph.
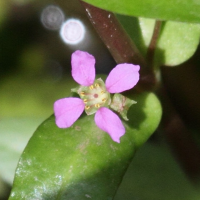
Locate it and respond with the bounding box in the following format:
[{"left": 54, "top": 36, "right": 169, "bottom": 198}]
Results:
[
  {"left": 54, "top": 97, "right": 85, "bottom": 128},
  {"left": 105, "top": 64, "right": 140, "bottom": 93},
  {"left": 71, "top": 50, "right": 95, "bottom": 86},
  {"left": 94, "top": 107, "right": 125, "bottom": 143}
]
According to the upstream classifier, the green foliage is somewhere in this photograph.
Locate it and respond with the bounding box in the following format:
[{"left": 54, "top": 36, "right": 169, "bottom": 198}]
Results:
[
  {"left": 0, "top": 118, "right": 44, "bottom": 184},
  {"left": 115, "top": 142, "right": 200, "bottom": 200},
  {"left": 0, "top": 1, "right": 8, "bottom": 26},
  {"left": 83, "top": 0, "right": 200, "bottom": 23},
  {"left": 0, "top": 75, "right": 77, "bottom": 118},
  {"left": 9, "top": 92, "right": 162, "bottom": 199},
  {"left": 155, "top": 21, "right": 200, "bottom": 66},
  {"left": 2, "top": 1, "right": 200, "bottom": 199},
  {"left": 117, "top": 16, "right": 200, "bottom": 66}
]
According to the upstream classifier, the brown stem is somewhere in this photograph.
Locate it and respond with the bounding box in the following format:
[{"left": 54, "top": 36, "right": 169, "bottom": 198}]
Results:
[
  {"left": 80, "top": 1, "right": 156, "bottom": 91},
  {"left": 146, "top": 20, "right": 162, "bottom": 67},
  {"left": 80, "top": 1, "right": 145, "bottom": 65},
  {"left": 165, "top": 114, "right": 200, "bottom": 183},
  {"left": 158, "top": 86, "right": 200, "bottom": 184}
]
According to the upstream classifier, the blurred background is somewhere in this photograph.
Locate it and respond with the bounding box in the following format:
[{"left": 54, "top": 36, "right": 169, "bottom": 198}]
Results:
[{"left": 0, "top": 0, "right": 200, "bottom": 199}]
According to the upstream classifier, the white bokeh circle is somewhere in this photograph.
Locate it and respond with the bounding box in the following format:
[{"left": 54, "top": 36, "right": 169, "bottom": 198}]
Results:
[{"left": 60, "top": 19, "right": 85, "bottom": 45}]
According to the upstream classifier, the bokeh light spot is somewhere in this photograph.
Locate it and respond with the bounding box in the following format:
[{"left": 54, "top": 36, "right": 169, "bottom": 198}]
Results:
[
  {"left": 41, "top": 5, "right": 64, "bottom": 30},
  {"left": 60, "top": 19, "right": 85, "bottom": 45}
]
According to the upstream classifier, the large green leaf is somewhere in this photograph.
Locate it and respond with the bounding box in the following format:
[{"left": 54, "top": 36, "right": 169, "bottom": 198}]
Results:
[
  {"left": 83, "top": 0, "right": 200, "bottom": 23},
  {"left": 9, "top": 92, "right": 162, "bottom": 199},
  {"left": 117, "top": 16, "right": 200, "bottom": 66}
]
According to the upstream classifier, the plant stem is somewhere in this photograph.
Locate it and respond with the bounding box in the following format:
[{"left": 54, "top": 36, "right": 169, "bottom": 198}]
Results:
[
  {"left": 80, "top": 2, "right": 145, "bottom": 65},
  {"left": 80, "top": 1, "right": 156, "bottom": 91},
  {"left": 158, "top": 86, "right": 200, "bottom": 184},
  {"left": 146, "top": 20, "right": 162, "bottom": 68}
]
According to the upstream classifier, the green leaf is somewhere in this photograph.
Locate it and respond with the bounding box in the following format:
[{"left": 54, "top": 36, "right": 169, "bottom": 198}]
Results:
[
  {"left": 155, "top": 21, "right": 200, "bottom": 66},
  {"left": 83, "top": 0, "right": 200, "bottom": 23},
  {"left": 114, "top": 142, "right": 200, "bottom": 200},
  {"left": 117, "top": 16, "right": 200, "bottom": 66},
  {"left": 9, "top": 92, "right": 162, "bottom": 200}
]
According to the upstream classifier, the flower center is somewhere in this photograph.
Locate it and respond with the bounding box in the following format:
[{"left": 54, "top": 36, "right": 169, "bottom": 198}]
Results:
[
  {"left": 94, "top": 94, "right": 98, "bottom": 98},
  {"left": 77, "top": 78, "right": 111, "bottom": 115}
]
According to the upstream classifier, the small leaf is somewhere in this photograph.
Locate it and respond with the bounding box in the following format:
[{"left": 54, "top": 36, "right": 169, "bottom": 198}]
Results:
[
  {"left": 155, "top": 21, "right": 200, "bottom": 66},
  {"left": 9, "top": 92, "right": 162, "bottom": 200},
  {"left": 83, "top": 0, "right": 200, "bottom": 23},
  {"left": 118, "top": 16, "right": 200, "bottom": 66}
]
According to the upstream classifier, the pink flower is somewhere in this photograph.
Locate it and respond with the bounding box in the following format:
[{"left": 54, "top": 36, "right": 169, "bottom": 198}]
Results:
[{"left": 54, "top": 50, "right": 140, "bottom": 143}]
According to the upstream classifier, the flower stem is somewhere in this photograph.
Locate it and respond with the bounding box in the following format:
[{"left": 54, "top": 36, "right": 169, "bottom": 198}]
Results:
[{"left": 79, "top": 1, "right": 156, "bottom": 91}]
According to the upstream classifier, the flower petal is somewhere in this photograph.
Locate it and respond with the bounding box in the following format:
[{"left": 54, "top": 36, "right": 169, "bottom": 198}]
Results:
[
  {"left": 105, "top": 63, "right": 140, "bottom": 93},
  {"left": 71, "top": 50, "right": 95, "bottom": 86},
  {"left": 54, "top": 97, "right": 85, "bottom": 128},
  {"left": 94, "top": 107, "right": 125, "bottom": 143}
]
